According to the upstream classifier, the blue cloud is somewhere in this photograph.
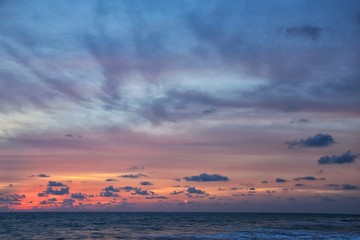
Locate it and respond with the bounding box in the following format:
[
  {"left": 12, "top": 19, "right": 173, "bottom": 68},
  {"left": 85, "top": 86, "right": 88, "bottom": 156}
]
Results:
[
  {"left": 285, "top": 133, "right": 335, "bottom": 148},
  {"left": 183, "top": 173, "right": 229, "bottom": 182},
  {"left": 275, "top": 178, "right": 287, "bottom": 183},
  {"left": 318, "top": 151, "right": 357, "bottom": 164},
  {"left": 140, "top": 181, "right": 153, "bottom": 186},
  {"left": 342, "top": 184, "right": 357, "bottom": 190},
  {"left": 71, "top": 192, "right": 87, "bottom": 200},
  {"left": 118, "top": 174, "right": 147, "bottom": 179},
  {"left": 187, "top": 187, "right": 205, "bottom": 194},
  {"left": 293, "top": 176, "right": 325, "bottom": 181}
]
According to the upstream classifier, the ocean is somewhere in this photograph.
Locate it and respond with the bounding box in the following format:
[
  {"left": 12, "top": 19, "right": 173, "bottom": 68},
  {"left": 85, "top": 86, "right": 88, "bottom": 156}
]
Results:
[{"left": 0, "top": 212, "right": 359, "bottom": 239}]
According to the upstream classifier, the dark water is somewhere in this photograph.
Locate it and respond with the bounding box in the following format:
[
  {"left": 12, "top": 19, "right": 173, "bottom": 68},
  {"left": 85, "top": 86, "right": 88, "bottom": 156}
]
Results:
[{"left": 0, "top": 212, "right": 359, "bottom": 239}]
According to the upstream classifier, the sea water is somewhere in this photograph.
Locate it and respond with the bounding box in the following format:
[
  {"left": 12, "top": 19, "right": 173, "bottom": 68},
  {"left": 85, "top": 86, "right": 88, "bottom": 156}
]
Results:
[{"left": 0, "top": 212, "right": 359, "bottom": 239}]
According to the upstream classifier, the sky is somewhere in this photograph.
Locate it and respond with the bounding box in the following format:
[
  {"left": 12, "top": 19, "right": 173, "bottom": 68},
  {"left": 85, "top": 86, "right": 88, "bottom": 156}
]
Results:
[{"left": 0, "top": 0, "right": 360, "bottom": 213}]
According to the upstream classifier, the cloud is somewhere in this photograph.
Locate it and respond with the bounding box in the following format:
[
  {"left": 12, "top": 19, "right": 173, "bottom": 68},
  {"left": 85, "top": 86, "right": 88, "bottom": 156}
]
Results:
[
  {"left": 37, "top": 193, "right": 47, "bottom": 197},
  {"left": 118, "top": 174, "right": 147, "bottom": 179},
  {"left": 131, "top": 188, "right": 154, "bottom": 196},
  {"left": 318, "top": 151, "right": 357, "bottom": 164},
  {"left": 47, "top": 181, "right": 66, "bottom": 187},
  {"left": 261, "top": 180, "right": 268, "bottom": 184},
  {"left": 170, "top": 190, "right": 184, "bottom": 195},
  {"left": 341, "top": 184, "right": 357, "bottom": 190},
  {"left": 183, "top": 173, "right": 229, "bottom": 182},
  {"left": 140, "top": 181, "right": 153, "bottom": 186},
  {"left": 62, "top": 199, "right": 75, "bottom": 206},
  {"left": 45, "top": 187, "right": 70, "bottom": 196},
  {"left": 295, "top": 184, "right": 305, "bottom": 187},
  {"left": 105, "top": 178, "right": 118, "bottom": 182},
  {"left": 71, "top": 192, "right": 87, "bottom": 200},
  {"left": 187, "top": 187, "right": 205, "bottom": 194},
  {"left": 0, "top": 194, "right": 25, "bottom": 205},
  {"left": 293, "top": 176, "right": 325, "bottom": 181},
  {"left": 285, "top": 25, "right": 322, "bottom": 40},
  {"left": 120, "top": 186, "right": 136, "bottom": 192},
  {"left": 100, "top": 186, "right": 120, "bottom": 198},
  {"left": 42, "top": 181, "right": 70, "bottom": 195},
  {"left": 275, "top": 178, "right": 287, "bottom": 183},
  {"left": 285, "top": 133, "right": 335, "bottom": 148},
  {"left": 37, "top": 173, "right": 50, "bottom": 178}
]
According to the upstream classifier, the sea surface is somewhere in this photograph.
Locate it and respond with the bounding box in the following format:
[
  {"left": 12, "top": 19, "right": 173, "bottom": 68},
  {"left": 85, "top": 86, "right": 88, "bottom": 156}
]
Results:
[{"left": 0, "top": 212, "right": 359, "bottom": 239}]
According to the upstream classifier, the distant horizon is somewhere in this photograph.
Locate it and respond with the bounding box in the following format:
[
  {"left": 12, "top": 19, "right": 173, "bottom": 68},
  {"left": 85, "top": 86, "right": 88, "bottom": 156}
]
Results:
[{"left": 1, "top": 0, "right": 359, "bottom": 214}]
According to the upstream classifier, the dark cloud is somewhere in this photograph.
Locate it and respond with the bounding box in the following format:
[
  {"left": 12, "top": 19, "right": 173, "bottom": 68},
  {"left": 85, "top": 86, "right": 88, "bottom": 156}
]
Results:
[
  {"left": 183, "top": 173, "right": 229, "bottom": 182},
  {"left": 118, "top": 174, "right": 147, "bottom": 179},
  {"left": 71, "top": 192, "right": 87, "bottom": 200},
  {"left": 275, "top": 178, "right": 287, "bottom": 183},
  {"left": 65, "top": 134, "right": 73, "bottom": 137},
  {"left": 45, "top": 186, "right": 70, "bottom": 196},
  {"left": 145, "top": 196, "right": 168, "bottom": 200},
  {"left": 47, "top": 181, "right": 66, "bottom": 187},
  {"left": 37, "top": 192, "right": 47, "bottom": 197},
  {"left": 62, "top": 199, "right": 75, "bottom": 206},
  {"left": 140, "top": 181, "right": 153, "bottom": 186},
  {"left": 187, "top": 187, "right": 205, "bottom": 194},
  {"left": 120, "top": 186, "right": 136, "bottom": 192},
  {"left": 100, "top": 186, "right": 120, "bottom": 198},
  {"left": 293, "top": 176, "right": 325, "bottom": 181},
  {"left": 261, "top": 180, "right": 268, "bottom": 184},
  {"left": 37, "top": 173, "right": 50, "bottom": 178},
  {"left": 295, "top": 183, "right": 305, "bottom": 187},
  {"left": 285, "top": 25, "right": 322, "bottom": 40},
  {"left": 318, "top": 151, "right": 357, "bottom": 164},
  {"left": 105, "top": 178, "right": 118, "bottom": 182},
  {"left": 285, "top": 133, "right": 335, "bottom": 148},
  {"left": 170, "top": 190, "right": 184, "bottom": 195},
  {"left": 342, "top": 184, "right": 357, "bottom": 190},
  {"left": 43, "top": 181, "right": 70, "bottom": 195},
  {"left": 131, "top": 188, "right": 154, "bottom": 196},
  {"left": 0, "top": 194, "right": 25, "bottom": 205}
]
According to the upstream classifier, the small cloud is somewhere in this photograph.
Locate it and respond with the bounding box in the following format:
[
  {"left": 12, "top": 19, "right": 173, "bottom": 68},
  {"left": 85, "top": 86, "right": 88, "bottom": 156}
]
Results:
[
  {"left": 261, "top": 180, "right": 268, "bottom": 184},
  {"left": 37, "top": 174, "right": 50, "bottom": 178},
  {"left": 187, "top": 187, "right": 205, "bottom": 195},
  {"left": 318, "top": 151, "right": 357, "bottom": 164},
  {"left": 47, "top": 181, "right": 66, "bottom": 187},
  {"left": 293, "top": 176, "right": 325, "bottom": 181},
  {"left": 100, "top": 186, "right": 120, "bottom": 198},
  {"left": 37, "top": 192, "right": 48, "bottom": 197},
  {"left": 65, "top": 134, "right": 73, "bottom": 137},
  {"left": 132, "top": 188, "right": 154, "bottom": 196},
  {"left": 285, "top": 133, "right": 335, "bottom": 148},
  {"left": 275, "top": 178, "right": 287, "bottom": 183},
  {"left": 290, "top": 118, "right": 310, "bottom": 124},
  {"left": 105, "top": 179, "right": 118, "bottom": 182},
  {"left": 118, "top": 174, "right": 147, "bottom": 179},
  {"left": 173, "top": 178, "right": 182, "bottom": 182},
  {"left": 295, "top": 183, "right": 305, "bottom": 187},
  {"left": 342, "top": 184, "right": 357, "bottom": 190},
  {"left": 71, "top": 192, "right": 87, "bottom": 200},
  {"left": 140, "top": 181, "right": 153, "bottom": 186},
  {"left": 183, "top": 173, "right": 229, "bottom": 182},
  {"left": 145, "top": 196, "right": 168, "bottom": 200},
  {"left": 170, "top": 190, "right": 184, "bottom": 195},
  {"left": 62, "top": 199, "right": 75, "bottom": 205},
  {"left": 43, "top": 181, "right": 69, "bottom": 195}
]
